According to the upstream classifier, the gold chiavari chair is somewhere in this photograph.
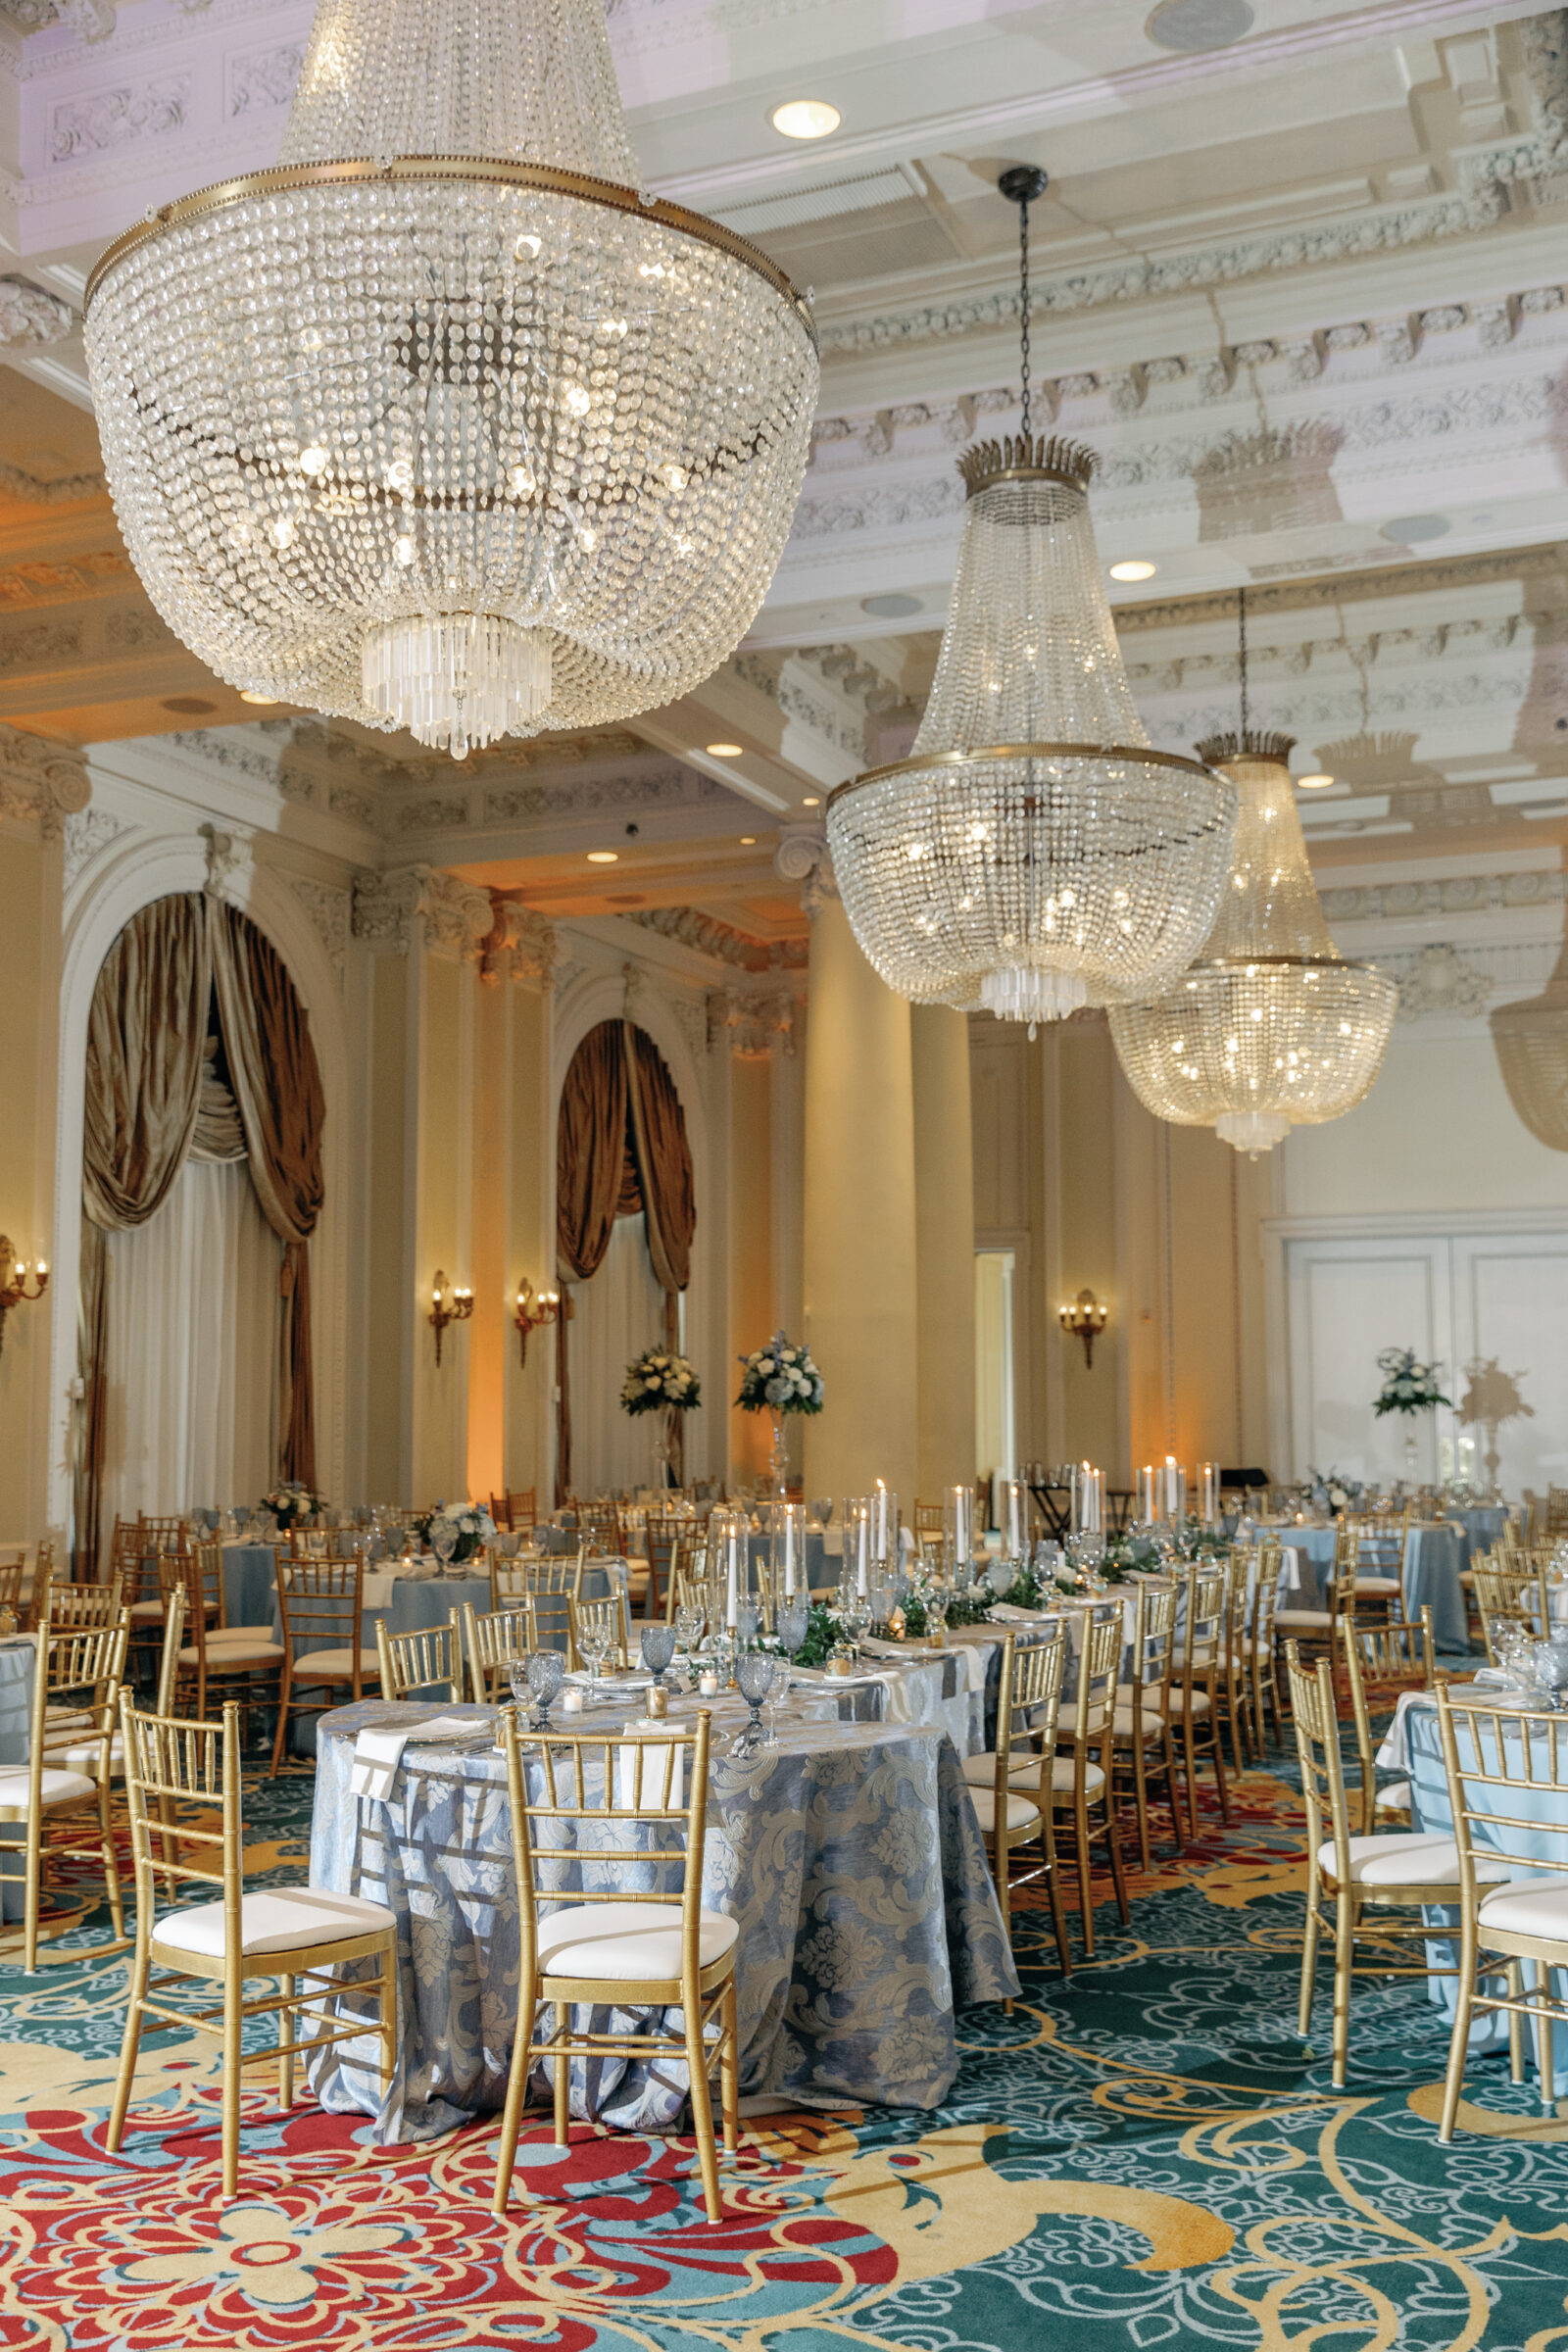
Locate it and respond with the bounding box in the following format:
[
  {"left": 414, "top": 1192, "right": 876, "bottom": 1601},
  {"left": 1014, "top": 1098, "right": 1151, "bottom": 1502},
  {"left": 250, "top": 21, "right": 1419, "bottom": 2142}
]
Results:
[
  {"left": 963, "top": 1629, "right": 1073, "bottom": 1984},
  {"left": 912, "top": 1500, "right": 945, "bottom": 1543},
  {"left": 160, "top": 1554, "right": 284, "bottom": 1728},
  {"left": 492, "top": 1552, "right": 583, "bottom": 1651},
  {"left": 492, "top": 1709, "right": 738, "bottom": 2225},
  {"left": 1246, "top": 1540, "right": 1285, "bottom": 1754},
  {"left": 1287, "top": 1644, "right": 1513, "bottom": 2092},
  {"left": 567, "top": 1592, "right": 630, "bottom": 1674},
  {"left": 460, "top": 1602, "right": 529, "bottom": 1704},
  {"left": 270, "top": 1557, "right": 378, "bottom": 1773},
  {"left": 1173, "top": 1563, "right": 1230, "bottom": 1831},
  {"left": 1340, "top": 1606, "right": 1439, "bottom": 1834},
  {"left": 488, "top": 1494, "right": 512, "bottom": 1534},
  {"left": 1436, "top": 1689, "right": 1568, "bottom": 2133},
  {"left": 109, "top": 1695, "right": 398, "bottom": 2195},
  {"left": 1474, "top": 1563, "right": 1551, "bottom": 1663},
  {"left": 1215, "top": 1548, "right": 1253, "bottom": 1771},
  {"left": 578, "top": 1503, "right": 618, "bottom": 1556},
  {"left": 45, "top": 1574, "right": 124, "bottom": 1631},
  {"left": 0, "top": 1551, "right": 23, "bottom": 1627},
  {"left": 0, "top": 1614, "right": 128, "bottom": 1969},
  {"left": 1051, "top": 1607, "right": 1130, "bottom": 1957},
  {"left": 1544, "top": 1487, "right": 1568, "bottom": 1540},
  {"left": 375, "top": 1612, "right": 466, "bottom": 1704},
  {"left": 1109, "top": 1577, "right": 1187, "bottom": 1870},
  {"left": 507, "top": 1488, "right": 538, "bottom": 1532},
  {"left": 643, "top": 1515, "right": 685, "bottom": 1622}
]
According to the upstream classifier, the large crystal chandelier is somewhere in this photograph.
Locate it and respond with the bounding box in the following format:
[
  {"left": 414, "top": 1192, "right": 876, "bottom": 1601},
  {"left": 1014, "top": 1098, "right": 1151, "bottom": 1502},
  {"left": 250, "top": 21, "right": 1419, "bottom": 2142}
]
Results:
[
  {"left": 1108, "top": 594, "right": 1397, "bottom": 1155},
  {"left": 83, "top": 0, "right": 819, "bottom": 759},
  {"left": 1491, "top": 942, "right": 1568, "bottom": 1151},
  {"left": 826, "top": 170, "right": 1236, "bottom": 1027}
]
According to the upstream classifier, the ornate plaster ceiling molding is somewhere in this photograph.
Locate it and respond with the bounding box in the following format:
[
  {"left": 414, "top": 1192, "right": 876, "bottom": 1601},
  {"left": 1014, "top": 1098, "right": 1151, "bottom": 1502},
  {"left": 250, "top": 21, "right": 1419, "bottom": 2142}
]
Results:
[
  {"left": 0, "top": 457, "right": 105, "bottom": 504},
  {"left": 286, "top": 873, "right": 350, "bottom": 983},
  {"left": 1392, "top": 940, "right": 1496, "bottom": 1020},
  {"left": 773, "top": 820, "right": 837, "bottom": 918},
  {"left": 621, "top": 904, "right": 807, "bottom": 972},
  {"left": 0, "top": 551, "right": 133, "bottom": 608},
  {"left": 351, "top": 863, "right": 491, "bottom": 960},
  {"left": 478, "top": 896, "right": 559, "bottom": 989},
  {"left": 0, "top": 273, "right": 73, "bottom": 341},
  {"left": 1321, "top": 869, "right": 1568, "bottom": 924},
  {"left": 0, "top": 717, "right": 89, "bottom": 835},
  {"left": 61, "top": 801, "right": 122, "bottom": 887},
  {"left": 706, "top": 983, "right": 797, "bottom": 1057}
]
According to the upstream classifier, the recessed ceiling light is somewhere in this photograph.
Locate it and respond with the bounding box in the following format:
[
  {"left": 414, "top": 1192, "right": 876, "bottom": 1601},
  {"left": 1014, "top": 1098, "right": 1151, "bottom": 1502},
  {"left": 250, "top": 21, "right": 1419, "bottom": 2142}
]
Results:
[
  {"left": 239, "top": 690, "right": 277, "bottom": 705},
  {"left": 861, "top": 592, "right": 922, "bottom": 618},
  {"left": 740, "top": 835, "right": 757, "bottom": 845},
  {"left": 1108, "top": 560, "right": 1157, "bottom": 582},
  {"left": 1380, "top": 513, "right": 1449, "bottom": 544},
  {"left": 161, "top": 696, "right": 218, "bottom": 714},
  {"left": 802, "top": 795, "right": 820, "bottom": 807},
  {"left": 770, "top": 99, "right": 840, "bottom": 140},
  {"left": 586, "top": 849, "right": 619, "bottom": 862},
  {"left": 1147, "top": 0, "right": 1253, "bottom": 51},
  {"left": 1298, "top": 773, "right": 1335, "bottom": 790},
  {"left": 706, "top": 742, "right": 744, "bottom": 757}
]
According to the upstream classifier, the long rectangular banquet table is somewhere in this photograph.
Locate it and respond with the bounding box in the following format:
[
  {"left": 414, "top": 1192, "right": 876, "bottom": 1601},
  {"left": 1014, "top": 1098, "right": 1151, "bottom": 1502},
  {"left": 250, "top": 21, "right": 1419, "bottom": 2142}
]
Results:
[{"left": 306, "top": 1681, "right": 1019, "bottom": 2139}]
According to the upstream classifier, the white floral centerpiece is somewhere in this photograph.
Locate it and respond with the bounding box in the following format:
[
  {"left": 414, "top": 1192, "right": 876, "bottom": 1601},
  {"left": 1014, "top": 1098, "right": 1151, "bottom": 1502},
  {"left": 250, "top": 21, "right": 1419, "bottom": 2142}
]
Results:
[
  {"left": 736, "top": 1332, "right": 824, "bottom": 1417},
  {"left": 1305, "top": 1465, "right": 1365, "bottom": 1514},
  {"left": 416, "top": 1500, "right": 497, "bottom": 1565},
  {"left": 1373, "top": 1349, "right": 1451, "bottom": 1417},
  {"left": 260, "top": 1481, "right": 326, "bottom": 1533},
  {"left": 620, "top": 1349, "right": 702, "bottom": 1415}
]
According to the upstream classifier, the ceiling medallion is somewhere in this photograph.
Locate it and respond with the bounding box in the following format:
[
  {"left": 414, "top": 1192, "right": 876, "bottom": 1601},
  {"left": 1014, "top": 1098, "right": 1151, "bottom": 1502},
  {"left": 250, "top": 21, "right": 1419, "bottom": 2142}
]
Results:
[
  {"left": 825, "top": 168, "right": 1237, "bottom": 1029},
  {"left": 1108, "top": 591, "right": 1397, "bottom": 1154},
  {"left": 84, "top": 0, "right": 819, "bottom": 760}
]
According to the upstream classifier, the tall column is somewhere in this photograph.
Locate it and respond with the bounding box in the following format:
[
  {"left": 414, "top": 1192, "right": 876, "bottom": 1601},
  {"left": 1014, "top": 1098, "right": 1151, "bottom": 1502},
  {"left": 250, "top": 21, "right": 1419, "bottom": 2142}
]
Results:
[
  {"left": 911, "top": 1004, "right": 975, "bottom": 1497},
  {"left": 800, "top": 894, "right": 917, "bottom": 1508},
  {"left": 0, "top": 802, "right": 63, "bottom": 1545}
]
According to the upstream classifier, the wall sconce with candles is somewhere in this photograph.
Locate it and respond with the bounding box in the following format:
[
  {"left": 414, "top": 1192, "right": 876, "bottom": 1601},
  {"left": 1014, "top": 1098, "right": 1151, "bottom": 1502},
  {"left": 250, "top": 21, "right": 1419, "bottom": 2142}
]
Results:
[
  {"left": 512, "top": 1276, "right": 561, "bottom": 1368},
  {"left": 1058, "top": 1288, "right": 1108, "bottom": 1369},
  {"left": 0, "top": 1239, "right": 47, "bottom": 1359},
  {"left": 427, "top": 1270, "right": 472, "bottom": 1368}
]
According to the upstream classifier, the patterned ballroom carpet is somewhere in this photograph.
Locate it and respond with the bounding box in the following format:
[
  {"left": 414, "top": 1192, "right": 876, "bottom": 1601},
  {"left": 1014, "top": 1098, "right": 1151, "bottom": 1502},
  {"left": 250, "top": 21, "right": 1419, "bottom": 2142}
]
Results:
[{"left": 3, "top": 1747, "right": 1567, "bottom": 2351}]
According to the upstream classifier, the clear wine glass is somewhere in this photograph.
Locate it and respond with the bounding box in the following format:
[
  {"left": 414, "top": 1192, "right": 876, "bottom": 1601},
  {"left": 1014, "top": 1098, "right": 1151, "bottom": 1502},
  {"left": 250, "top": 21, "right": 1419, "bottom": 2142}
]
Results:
[
  {"left": 641, "top": 1622, "right": 677, "bottom": 1692},
  {"left": 674, "top": 1600, "right": 706, "bottom": 1664},
  {"left": 923, "top": 1588, "right": 949, "bottom": 1642},
  {"left": 432, "top": 1521, "right": 458, "bottom": 1570},
  {"left": 809, "top": 1497, "right": 832, "bottom": 1527},
  {"left": 777, "top": 1598, "right": 808, "bottom": 1663},
  {"left": 525, "top": 1649, "right": 564, "bottom": 1730},
  {"left": 734, "top": 1597, "right": 760, "bottom": 1651},
  {"left": 576, "top": 1618, "right": 612, "bottom": 1684},
  {"left": 987, "top": 1554, "right": 1013, "bottom": 1599},
  {"left": 732, "top": 1652, "right": 777, "bottom": 1756},
  {"left": 508, "top": 1659, "right": 532, "bottom": 1717}
]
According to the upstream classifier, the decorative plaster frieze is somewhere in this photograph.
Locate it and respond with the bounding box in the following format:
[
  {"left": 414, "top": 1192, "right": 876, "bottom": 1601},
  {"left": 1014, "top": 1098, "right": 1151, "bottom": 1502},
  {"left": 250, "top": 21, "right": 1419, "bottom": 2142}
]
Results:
[
  {"left": 287, "top": 875, "right": 350, "bottom": 981},
  {"left": 351, "top": 863, "right": 491, "bottom": 959},
  {"left": 706, "top": 985, "right": 796, "bottom": 1057},
  {"left": 198, "top": 818, "right": 251, "bottom": 897},
  {"left": 0, "top": 457, "right": 104, "bottom": 504},
  {"left": 168, "top": 725, "right": 286, "bottom": 787},
  {"left": 478, "top": 898, "right": 558, "bottom": 989},
  {"left": 49, "top": 71, "right": 189, "bottom": 162},
  {"left": 227, "top": 40, "right": 302, "bottom": 116},
  {"left": 621, "top": 904, "right": 808, "bottom": 971},
  {"left": 0, "top": 275, "right": 74, "bottom": 343},
  {"left": 0, "top": 720, "right": 89, "bottom": 838},
  {"left": 1392, "top": 941, "right": 1495, "bottom": 1020},
  {"left": 61, "top": 803, "right": 122, "bottom": 888},
  {"left": 1322, "top": 871, "right": 1568, "bottom": 923}
]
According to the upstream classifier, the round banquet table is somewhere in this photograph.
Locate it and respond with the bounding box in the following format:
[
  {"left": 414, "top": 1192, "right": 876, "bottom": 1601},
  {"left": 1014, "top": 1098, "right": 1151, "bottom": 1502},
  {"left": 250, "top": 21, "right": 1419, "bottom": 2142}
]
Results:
[
  {"left": 1275, "top": 1522, "right": 1470, "bottom": 1651},
  {"left": 0, "top": 1634, "right": 36, "bottom": 1924},
  {"left": 305, "top": 1690, "right": 1018, "bottom": 2141}
]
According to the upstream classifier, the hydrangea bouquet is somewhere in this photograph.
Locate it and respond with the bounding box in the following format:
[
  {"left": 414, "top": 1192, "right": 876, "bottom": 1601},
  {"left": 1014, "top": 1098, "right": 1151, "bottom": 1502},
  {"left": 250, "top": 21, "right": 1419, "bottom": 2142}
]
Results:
[
  {"left": 260, "top": 1481, "right": 326, "bottom": 1533},
  {"left": 621, "top": 1349, "right": 702, "bottom": 1416},
  {"left": 1373, "top": 1349, "right": 1451, "bottom": 1417},
  {"left": 1306, "top": 1464, "right": 1366, "bottom": 1512},
  {"left": 736, "top": 1332, "right": 824, "bottom": 1416},
  {"left": 416, "top": 1500, "right": 497, "bottom": 1564}
]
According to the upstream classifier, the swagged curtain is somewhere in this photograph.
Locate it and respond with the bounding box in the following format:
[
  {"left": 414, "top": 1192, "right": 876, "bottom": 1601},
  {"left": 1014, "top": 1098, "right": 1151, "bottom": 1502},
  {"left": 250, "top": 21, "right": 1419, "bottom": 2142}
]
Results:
[
  {"left": 75, "top": 894, "right": 325, "bottom": 1564},
  {"left": 555, "top": 1018, "right": 695, "bottom": 1498}
]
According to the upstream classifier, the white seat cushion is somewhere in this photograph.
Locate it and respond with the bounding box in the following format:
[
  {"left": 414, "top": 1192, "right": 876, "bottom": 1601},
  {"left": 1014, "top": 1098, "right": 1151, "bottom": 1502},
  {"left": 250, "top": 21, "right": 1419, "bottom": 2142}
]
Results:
[
  {"left": 535, "top": 1899, "right": 738, "bottom": 1981},
  {"left": 1277, "top": 1609, "right": 1332, "bottom": 1632},
  {"left": 208, "top": 1623, "right": 273, "bottom": 1645},
  {"left": 965, "top": 1785, "right": 1044, "bottom": 1836},
  {"left": 961, "top": 1746, "right": 1040, "bottom": 1788},
  {"left": 1477, "top": 1877, "right": 1568, "bottom": 1940},
  {"left": 287, "top": 1646, "right": 378, "bottom": 1679},
  {"left": 0, "top": 1765, "right": 96, "bottom": 1811},
  {"left": 1375, "top": 1779, "right": 1412, "bottom": 1812},
  {"left": 1051, "top": 1756, "right": 1106, "bottom": 1799},
  {"left": 153, "top": 1885, "right": 396, "bottom": 1961},
  {"left": 127, "top": 1598, "right": 165, "bottom": 1621},
  {"left": 1058, "top": 1698, "right": 1165, "bottom": 1744},
  {"left": 1318, "top": 1833, "right": 1515, "bottom": 1889},
  {"left": 1353, "top": 1577, "right": 1401, "bottom": 1598},
  {"left": 33, "top": 1733, "right": 122, "bottom": 1777},
  {"left": 178, "top": 1641, "right": 285, "bottom": 1668}
]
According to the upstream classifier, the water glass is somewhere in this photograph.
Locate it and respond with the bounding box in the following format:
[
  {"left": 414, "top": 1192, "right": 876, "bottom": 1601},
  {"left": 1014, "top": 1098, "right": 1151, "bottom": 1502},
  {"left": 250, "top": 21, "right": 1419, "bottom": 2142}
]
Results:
[
  {"left": 432, "top": 1522, "right": 458, "bottom": 1568},
  {"left": 525, "top": 1649, "right": 564, "bottom": 1729},
  {"left": 987, "top": 1554, "right": 1013, "bottom": 1598},
  {"left": 809, "top": 1497, "right": 832, "bottom": 1527},
  {"left": 577, "top": 1620, "right": 612, "bottom": 1683},
  {"left": 777, "top": 1599, "right": 808, "bottom": 1660},
  {"left": 674, "top": 1601, "right": 706, "bottom": 1659},
  {"left": 734, "top": 1597, "right": 760, "bottom": 1650},
  {"left": 640, "top": 1622, "right": 677, "bottom": 1691},
  {"left": 733, "top": 1652, "right": 777, "bottom": 1756}
]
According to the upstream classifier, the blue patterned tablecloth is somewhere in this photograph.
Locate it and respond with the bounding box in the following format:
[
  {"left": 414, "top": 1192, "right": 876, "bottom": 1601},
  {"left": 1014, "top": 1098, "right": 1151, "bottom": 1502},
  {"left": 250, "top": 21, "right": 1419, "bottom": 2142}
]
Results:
[
  {"left": 0, "top": 1636, "right": 35, "bottom": 1924},
  {"left": 306, "top": 1691, "right": 1017, "bottom": 2140}
]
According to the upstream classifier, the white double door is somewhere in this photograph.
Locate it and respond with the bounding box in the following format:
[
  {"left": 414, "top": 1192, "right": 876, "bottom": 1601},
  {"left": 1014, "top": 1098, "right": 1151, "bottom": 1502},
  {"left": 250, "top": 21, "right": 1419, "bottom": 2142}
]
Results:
[{"left": 1280, "top": 1219, "right": 1568, "bottom": 1492}]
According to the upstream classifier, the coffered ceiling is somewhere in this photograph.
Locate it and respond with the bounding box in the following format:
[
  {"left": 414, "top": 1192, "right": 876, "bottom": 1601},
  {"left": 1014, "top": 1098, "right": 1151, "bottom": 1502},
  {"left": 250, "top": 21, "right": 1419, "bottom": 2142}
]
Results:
[{"left": 0, "top": 0, "right": 1564, "bottom": 941}]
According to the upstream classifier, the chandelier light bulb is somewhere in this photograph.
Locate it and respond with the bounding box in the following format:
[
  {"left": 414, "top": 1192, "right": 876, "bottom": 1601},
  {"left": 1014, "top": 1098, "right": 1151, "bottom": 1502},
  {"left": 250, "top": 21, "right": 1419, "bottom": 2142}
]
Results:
[{"left": 84, "top": 0, "right": 819, "bottom": 760}]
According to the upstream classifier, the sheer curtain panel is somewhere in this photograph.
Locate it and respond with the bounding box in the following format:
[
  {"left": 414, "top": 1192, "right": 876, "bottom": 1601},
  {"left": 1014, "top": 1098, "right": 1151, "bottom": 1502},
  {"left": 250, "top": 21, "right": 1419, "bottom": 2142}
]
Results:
[{"left": 567, "top": 1214, "right": 668, "bottom": 1497}]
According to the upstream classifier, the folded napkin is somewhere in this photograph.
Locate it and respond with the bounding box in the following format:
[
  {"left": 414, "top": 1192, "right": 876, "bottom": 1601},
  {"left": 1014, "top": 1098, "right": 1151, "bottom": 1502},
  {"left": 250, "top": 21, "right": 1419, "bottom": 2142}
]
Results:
[
  {"left": 864, "top": 1670, "right": 913, "bottom": 1724},
  {"left": 362, "top": 1571, "right": 398, "bottom": 1609},
  {"left": 988, "top": 1602, "right": 1046, "bottom": 1623},
  {"left": 350, "top": 1714, "right": 477, "bottom": 1798}
]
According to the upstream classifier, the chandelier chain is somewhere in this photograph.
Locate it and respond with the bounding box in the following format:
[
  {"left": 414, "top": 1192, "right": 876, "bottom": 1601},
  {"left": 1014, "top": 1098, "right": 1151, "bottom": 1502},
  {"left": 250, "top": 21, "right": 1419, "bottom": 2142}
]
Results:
[
  {"left": 1018, "top": 196, "right": 1033, "bottom": 437},
  {"left": 1238, "top": 586, "right": 1249, "bottom": 741}
]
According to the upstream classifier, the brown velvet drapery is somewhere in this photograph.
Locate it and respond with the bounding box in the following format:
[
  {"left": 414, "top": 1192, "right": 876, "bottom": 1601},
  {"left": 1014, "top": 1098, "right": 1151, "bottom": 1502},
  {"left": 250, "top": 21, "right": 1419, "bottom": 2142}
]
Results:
[
  {"left": 74, "top": 895, "right": 325, "bottom": 1565},
  {"left": 210, "top": 903, "right": 326, "bottom": 1490},
  {"left": 554, "top": 1018, "right": 696, "bottom": 1499}
]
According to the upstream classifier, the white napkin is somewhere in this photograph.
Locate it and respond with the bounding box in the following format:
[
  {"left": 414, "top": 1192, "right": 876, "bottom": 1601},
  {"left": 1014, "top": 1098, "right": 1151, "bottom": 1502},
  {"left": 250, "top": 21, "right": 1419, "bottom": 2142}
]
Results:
[
  {"left": 865, "top": 1670, "right": 913, "bottom": 1724},
  {"left": 362, "top": 1571, "right": 398, "bottom": 1608},
  {"left": 988, "top": 1602, "right": 1045, "bottom": 1623},
  {"left": 1374, "top": 1689, "right": 1434, "bottom": 1775},
  {"left": 350, "top": 1714, "right": 475, "bottom": 1797}
]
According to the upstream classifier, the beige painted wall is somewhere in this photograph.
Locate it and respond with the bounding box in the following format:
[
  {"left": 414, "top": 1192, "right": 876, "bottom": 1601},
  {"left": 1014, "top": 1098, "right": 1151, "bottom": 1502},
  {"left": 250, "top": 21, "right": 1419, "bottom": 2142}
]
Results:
[
  {"left": 503, "top": 978, "right": 553, "bottom": 1507},
  {"left": 412, "top": 952, "right": 470, "bottom": 1505},
  {"left": 363, "top": 951, "right": 410, "bottom": 1502},
  {"left": 728, "top": 1052, "right": 774, "bottom": 1483},
  {"left": 0, "top": 828, "right": 60, "bottom": 1541},
  {"left": 912, "top": 1004, "right": 976, "bottom": 1494}
]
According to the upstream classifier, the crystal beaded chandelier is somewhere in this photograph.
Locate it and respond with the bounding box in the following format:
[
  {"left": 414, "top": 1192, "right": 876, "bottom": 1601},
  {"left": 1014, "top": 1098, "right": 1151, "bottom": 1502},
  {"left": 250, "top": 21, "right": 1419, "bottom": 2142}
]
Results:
[
  {"left": 1108, "top": 593, "right": 1397, "bottom": 1154},
  {"left": 825, "top": 170, "right": 1236, "bottom": 1027},
  {"left": 83, "top": 0, "right": 819, "bottom": 758}
]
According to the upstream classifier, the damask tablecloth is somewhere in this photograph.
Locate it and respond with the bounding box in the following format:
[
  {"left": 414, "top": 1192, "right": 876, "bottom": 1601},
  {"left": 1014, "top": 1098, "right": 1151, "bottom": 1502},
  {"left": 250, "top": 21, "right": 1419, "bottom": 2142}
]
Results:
[{"left": 307, "top": 1692, "right": 1017, "bottom": 2140}]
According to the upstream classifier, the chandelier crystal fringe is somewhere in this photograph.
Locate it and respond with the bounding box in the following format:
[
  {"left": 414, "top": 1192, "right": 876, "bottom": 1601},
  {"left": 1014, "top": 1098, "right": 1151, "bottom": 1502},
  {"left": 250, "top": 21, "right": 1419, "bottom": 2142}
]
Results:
[
  {"left": 83, "top": 0, "right": 819, "bottom": 758},
  {"left": 825, "top": 172, "right": 1236, "bottom": 1028},
  {"left": 1108, "top": 613, "right": 1397, "bottom": 1154}
]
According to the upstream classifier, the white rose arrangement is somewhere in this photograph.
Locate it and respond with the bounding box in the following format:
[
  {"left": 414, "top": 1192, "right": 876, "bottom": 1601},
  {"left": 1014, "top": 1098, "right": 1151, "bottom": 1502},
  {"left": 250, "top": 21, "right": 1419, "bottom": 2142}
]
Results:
[
  {"left": 1373, "top": 1348, "right": 1451, "bottom": 1417},
  {"left": 621, "top": 1348, "right": 702, "bottom": 1416},
  {"left": 736, "top": 1331, "right": 824, "bottom": 1417},
  {"left": 417, "top": 1500, "right": 497, "bottom": 1563}
]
